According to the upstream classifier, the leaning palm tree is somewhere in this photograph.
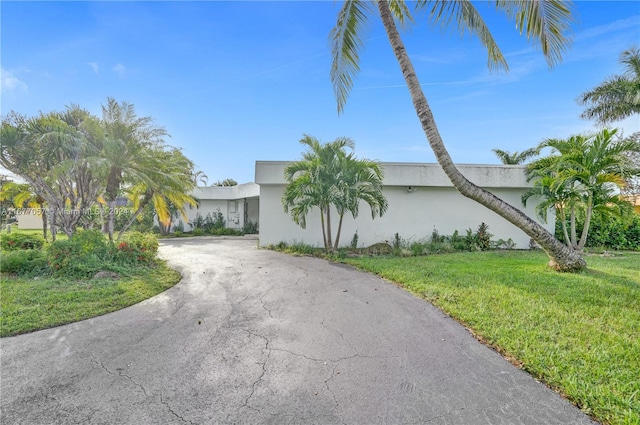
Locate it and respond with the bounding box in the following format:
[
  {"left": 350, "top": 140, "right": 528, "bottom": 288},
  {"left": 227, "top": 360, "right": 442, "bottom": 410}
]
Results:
[
  {"left": 331, "top": 0, "right": 586, "bottom": 271},
  {"left": 580, "top": 46, "right": 640, "bottom": 125},
  {"left": 492, "top": 147, "right": 539, "bottom": 165}
]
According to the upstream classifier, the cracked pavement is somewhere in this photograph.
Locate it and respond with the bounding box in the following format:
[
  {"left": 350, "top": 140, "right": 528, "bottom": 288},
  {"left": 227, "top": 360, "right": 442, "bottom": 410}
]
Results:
[{"left": 1, "top": 238, "right": 595, "bottom": 424}]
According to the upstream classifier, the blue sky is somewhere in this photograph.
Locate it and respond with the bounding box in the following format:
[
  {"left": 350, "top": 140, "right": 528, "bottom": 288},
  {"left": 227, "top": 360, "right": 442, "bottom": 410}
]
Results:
[{"left": 2, "top": 1, "right": 639, "bottom": 184}]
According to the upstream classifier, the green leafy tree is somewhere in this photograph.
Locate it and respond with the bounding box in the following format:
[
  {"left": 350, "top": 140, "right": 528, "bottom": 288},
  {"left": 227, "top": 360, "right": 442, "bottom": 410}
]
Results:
[
  {"left": 492, "top": 147, "right": 539, "bottom": 165},
  {"left": 283, "top": 135, "right": 387, "bottom": 251},
  {"left": 580, "top": 46, "right": 640, "bottom": 125},
  {"left": 212, "top": 178, "right": 238, "bottom": 187},
  {"left": 96, "top": 98, "right": 169, "bottom": 241},
  {"left": 1, "top": 108, "right": 102, "bottom": 239},
  {"left": 524, "top": 129, "right": 640, "bottom": 251},
  {"left": 330, "top": 0, "right": 586, "bottom": 271},
  {"left": 117, "top": 148, "right": 197, "bottom": 239}
]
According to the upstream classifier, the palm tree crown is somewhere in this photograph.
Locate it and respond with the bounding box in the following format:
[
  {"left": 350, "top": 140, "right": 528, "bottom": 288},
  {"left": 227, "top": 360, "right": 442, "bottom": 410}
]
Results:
[
  {"left": 283, "top": 135, "right": 387, "bottom": 250},
  {"left": 330, "top": 0, "right": 588, "bottom": 271},
  {"left": 580, "top": 46, "right": 640, "bottom": 125}
]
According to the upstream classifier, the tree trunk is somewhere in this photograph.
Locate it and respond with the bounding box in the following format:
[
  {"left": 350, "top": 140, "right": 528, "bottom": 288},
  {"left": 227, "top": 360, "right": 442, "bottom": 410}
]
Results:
[
  {"left": 105, "top": 200, "right": 119, "bottom": 241},
  {"left": 334, "top": 212, "right": 345, "bottom": 251},
  {"left": 570, "top": 205, "right": 578, "bottom": 249},
  {"left": 320, "top": 208, "right": 328, "bottom": 250},
  {"left": 377, "top": 0, "right": 586, "bottom": 272},
  {"left": 577, "top": 194, "right": 594, "bottom": 251},
  {"left": 557, "top": 207, "right": 570, "bottom": 248},
  {"left": 325, "top": 207, "right": 333, "bottom": 251},
  {"left": 117, "top": 206, "right": 143, "bottom": 240}
]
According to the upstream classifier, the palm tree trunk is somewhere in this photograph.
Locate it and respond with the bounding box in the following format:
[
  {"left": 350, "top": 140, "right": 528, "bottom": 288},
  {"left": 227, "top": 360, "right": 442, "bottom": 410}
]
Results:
[
  {"left": 117, "top": 206, "right": 143, "bottom": 240},
  {"left": 377, "top": 0, "right": 586, "bottom": 272},
  {"left": 325, "top": 207, "right": 333, "bottom": 251},
  {"left": 320, "top": 208, "right": 328, "bottom": 250},
  {"left": 107, "top": 200, "right": 116, "bottom": 241},
  {"left": 334, "top": 212, "right": 345, "bottom": 251},
  {"left": 578, "top": 194, "right": 594, "bottom": 251},
  {"left": 558, "top": 208, "right": 570, "bottom": 248},
  {"left": 570, "top": 206, "right": 577, "bottom": 249}
]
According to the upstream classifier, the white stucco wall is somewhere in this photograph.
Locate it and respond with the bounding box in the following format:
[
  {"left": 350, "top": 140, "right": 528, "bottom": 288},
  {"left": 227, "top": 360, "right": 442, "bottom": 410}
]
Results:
[
  {"left": 15, "top": 211, "right": 44, "bottom": 230},
  {"left": 181, "top": 183, "right": 260, "bottom": 231},
  {"left": 256, "top": 162, "right": 554, "bottom": 249}
]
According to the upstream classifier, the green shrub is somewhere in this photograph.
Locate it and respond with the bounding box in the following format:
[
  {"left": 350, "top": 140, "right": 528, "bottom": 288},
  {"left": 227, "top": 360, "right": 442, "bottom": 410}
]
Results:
[
  {"left": 47, "top": 238, "right": 103, "bottom": 277},
  {"left": 585, "top": 213, "right": 640, "bottom": 250},
  {"left": 73, "top": 229, "right": 111, "bottom": 260},
  {"left": 0, "top": 233, "right": 45, "bottom": 251},
  {"left": 242, "top": 220, "right": 258, "bottom": 234},
  {"left": 209, "top": 227, "right": 243, "bottom": 236},
  {"left": 202, "top": 209, "right": 226, "bottom": 233},
  {"left": 115, "top": 232, "right": 159, "bottom": 264},
  {"left": 350, "top": 231, "right": 359, "bottom": 250},
  {"left": 191, "top": 213, "right": 205, "bottom": 230},
  {"left": 0, "top": 250, "right": 48, "bottom": 274},
  {"left": 192, "top": 228, "right": 205, "bottom": 236},
  {"left": 46, "top": 229, "right": 112, "bottom": 277}
]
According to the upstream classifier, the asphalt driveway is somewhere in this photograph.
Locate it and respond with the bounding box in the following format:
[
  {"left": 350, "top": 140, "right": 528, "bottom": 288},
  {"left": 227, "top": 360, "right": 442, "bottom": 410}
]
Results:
[{"left": 1, "top": 238, "right": 594, "bottom": 424}]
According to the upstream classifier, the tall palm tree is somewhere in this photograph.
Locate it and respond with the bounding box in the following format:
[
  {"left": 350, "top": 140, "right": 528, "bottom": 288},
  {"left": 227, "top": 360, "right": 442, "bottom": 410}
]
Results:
[
  {"left": 332, "top": 151, "right": 388, "bottom": 250},
  {"left": 492, "top": 147, "right": 539, "bottom": 165},
  {"left": 580, "top": 46, "right": 640, "bottom": 125},
  {"left": 525, "top": 129, "right": 640, "bottom": 251},
  {"left": 282, "top": 135, "right": 387, "bottom": 251},
  {"left": 96, "top": 97, "right": 168, "bottom": 240},
  {"left": 331, "top": 0, "right": 587, "bottom": 271}
]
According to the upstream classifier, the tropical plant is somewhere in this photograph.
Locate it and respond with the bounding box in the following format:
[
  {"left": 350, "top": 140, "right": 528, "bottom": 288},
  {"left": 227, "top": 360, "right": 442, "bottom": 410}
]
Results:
[
  {"left": 524, "top": 128, "right": 640, "bottom": 251},
  {"left": 116, "top": 147, "right": 197, "bottom": 239},
  {"left": 212, "top": 178, "right": 238, "bottom": 187},
  {"left": 492, "top": 147, "right": 539, "bottom": 165},
  {"left": 283, "top": 135, "right": 388, "bottom": 251},
  {"left": 0, "top": 181, "right": 48, "bottom": 239},
  {"left": 579, "top": 46, "right": 640, "bottom": 125},
  {"left": 0, "top": 108, "right": 103, "bottom": 239},
  {"left": 330, "top": 0, "right": 586, "bottom": 271},
  {"left": 96, "top": 97, "right": 169, "bottom": 240}
]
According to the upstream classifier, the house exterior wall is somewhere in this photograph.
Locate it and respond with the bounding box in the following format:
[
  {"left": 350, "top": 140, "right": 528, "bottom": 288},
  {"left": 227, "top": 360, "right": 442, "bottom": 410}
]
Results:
[
  {"left": 256, "top": 162, "right": 555, "bottom": 249},
  {"left": 181, "top": 183, "right": 260, "bottom": 231},
  {"left": 15, "top": 211, "right": 44, "bottom": 230}
]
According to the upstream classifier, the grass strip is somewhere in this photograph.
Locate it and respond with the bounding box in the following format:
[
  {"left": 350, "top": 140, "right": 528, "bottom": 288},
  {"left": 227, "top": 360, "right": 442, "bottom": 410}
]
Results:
[
  {"left": 344, "top": 251, "right": 639, "bottom": 425},
  {"left": 1, "top": 261, "right": 180, "bottom": 337}
]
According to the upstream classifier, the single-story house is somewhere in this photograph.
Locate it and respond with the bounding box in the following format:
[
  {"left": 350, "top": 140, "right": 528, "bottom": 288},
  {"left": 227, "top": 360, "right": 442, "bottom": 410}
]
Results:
[
  {"left": 255, "top": 161, "right": 554, "bottom": 249},
  {"left": 9, "top": 163, "right": 554, "bottom": 246},
  {"left": 182, "top": 183, "right": 260, "bottom": 231}
]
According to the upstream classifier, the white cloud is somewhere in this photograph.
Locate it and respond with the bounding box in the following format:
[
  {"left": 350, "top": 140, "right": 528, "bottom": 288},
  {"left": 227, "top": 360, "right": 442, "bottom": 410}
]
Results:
[
  {"left": 112, "top": 63, "right": 126, "bottom": 77},
  {"left": 0, "top": 67, "right": 28, "bottom": 92},
  {"left": 88, "top": 62, "right": 99, "bottom": 74},
  {"left": 576, "top": 15, "right": 640, "bottom": 42}
]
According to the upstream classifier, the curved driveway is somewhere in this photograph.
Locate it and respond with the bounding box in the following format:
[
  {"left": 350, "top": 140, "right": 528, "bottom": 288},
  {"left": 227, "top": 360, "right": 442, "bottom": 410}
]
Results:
[{"left": 1, "top": 238, "right": 594, "bottom": 424}]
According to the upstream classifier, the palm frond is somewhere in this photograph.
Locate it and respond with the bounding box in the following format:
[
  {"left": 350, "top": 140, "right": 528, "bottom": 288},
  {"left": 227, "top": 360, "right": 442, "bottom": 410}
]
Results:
[
  {"left": 497, "top": 0, "right": 574, "bottom": 68},
  {"left": 330, "top": 0, "right": 372, "bottom": 114},
  {"left": 417, "top": 0, "right": 507, "bottom": 71}
]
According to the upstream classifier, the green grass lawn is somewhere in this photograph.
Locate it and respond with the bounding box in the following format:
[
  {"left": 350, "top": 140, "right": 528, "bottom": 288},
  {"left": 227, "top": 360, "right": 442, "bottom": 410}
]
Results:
[
  {"left": 0, "top": 261, "right": 180, "bottom": 337},
  {"left": 344, "top": 251, "right": 639, "bottom": 425}
]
